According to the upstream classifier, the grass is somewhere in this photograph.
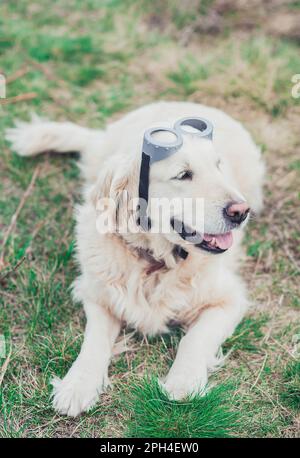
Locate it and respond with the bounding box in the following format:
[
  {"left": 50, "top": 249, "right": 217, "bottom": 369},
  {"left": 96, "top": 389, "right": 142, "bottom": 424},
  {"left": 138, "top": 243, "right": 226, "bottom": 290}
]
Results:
[
  {"left": 0, "top": 0, "right": 299, "bottom": 438},
  {"left": 223, "top": 314, "right": 269, "bottom": 354},
  {"left": 124, "top": 378, "right": 240, "bottom": 438},
  {"left": 280, "top": 360, "right": 300, "bottom": 411}
]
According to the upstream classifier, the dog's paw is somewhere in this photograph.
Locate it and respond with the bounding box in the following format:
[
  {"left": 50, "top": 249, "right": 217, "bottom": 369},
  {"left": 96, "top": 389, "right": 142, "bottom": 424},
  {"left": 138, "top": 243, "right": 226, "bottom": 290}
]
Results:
[
  {"left": 5, "top": 116, "right": 49, "bottom": 157},
  {"left": 51, "top": 371, "right": 108, "bottom": 417},
  {"left": 160, "top": 370, "right": 208, "bottom": 401}
]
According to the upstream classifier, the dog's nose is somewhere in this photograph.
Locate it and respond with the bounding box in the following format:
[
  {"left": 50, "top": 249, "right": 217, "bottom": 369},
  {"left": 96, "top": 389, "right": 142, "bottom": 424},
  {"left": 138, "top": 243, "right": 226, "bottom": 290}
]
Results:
[{"left": 224, "top": 201, "right": 250, "bottom": 225}]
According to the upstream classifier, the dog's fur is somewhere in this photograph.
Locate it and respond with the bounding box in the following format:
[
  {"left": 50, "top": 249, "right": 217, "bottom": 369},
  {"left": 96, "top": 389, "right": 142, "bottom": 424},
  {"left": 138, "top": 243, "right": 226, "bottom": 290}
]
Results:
[{"left": 6, "top": 101, "right": 265, "bottom": 417}]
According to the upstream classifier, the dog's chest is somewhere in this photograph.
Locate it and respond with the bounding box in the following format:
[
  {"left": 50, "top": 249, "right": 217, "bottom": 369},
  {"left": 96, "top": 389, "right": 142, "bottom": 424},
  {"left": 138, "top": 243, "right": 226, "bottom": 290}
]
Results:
[{"left": 108, "top": 255, "right": 207, "bottom": 334}]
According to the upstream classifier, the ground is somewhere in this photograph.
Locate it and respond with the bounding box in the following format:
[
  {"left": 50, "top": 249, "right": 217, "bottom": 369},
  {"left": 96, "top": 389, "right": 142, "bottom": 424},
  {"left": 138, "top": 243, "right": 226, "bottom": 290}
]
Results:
[{"left": 0, "top": 0, "right": 299, "bottom": 438}]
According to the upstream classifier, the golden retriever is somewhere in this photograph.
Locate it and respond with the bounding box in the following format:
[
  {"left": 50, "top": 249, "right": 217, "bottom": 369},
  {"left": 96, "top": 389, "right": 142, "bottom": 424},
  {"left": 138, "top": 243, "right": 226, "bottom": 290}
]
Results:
[{"left": 6, "top": 101, "right": 265, "bottom": 417}]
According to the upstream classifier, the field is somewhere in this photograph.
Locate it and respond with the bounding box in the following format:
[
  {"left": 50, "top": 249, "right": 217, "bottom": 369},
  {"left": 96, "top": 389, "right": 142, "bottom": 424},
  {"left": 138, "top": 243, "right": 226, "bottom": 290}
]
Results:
[{"left": 0, "top": 0, "right": 299, "bottom": 438}]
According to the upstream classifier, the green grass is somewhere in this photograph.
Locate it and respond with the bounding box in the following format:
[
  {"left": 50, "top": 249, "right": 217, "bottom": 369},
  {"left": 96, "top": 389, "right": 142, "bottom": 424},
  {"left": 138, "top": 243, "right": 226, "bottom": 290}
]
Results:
[
  {"left": 124, "top": 378, "right": 240, "bottom": 438},
  {"left": 224, "top": 315, "right": 269, "bottom": 354},
  {"left": 0, "top": 0, "right": 299, "bottom": 438},
  {"left": 169, "top": 60, "right": 210, "bottom": 96},
  {"left": 280, "top": 360, "right": 300, "bottom": 411}
]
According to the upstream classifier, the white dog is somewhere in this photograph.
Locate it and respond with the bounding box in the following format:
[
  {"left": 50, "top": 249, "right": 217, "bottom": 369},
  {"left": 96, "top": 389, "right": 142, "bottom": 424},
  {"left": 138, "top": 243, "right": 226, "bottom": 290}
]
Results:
[{"left": 6, "top": 101, "right": 265, "bottom": 417}]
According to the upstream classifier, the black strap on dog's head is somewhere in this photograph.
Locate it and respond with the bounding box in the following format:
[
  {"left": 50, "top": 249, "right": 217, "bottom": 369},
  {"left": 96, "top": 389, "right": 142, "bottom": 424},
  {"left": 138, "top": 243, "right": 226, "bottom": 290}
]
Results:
[
  {"left": 137, "top": 152, "right": 151, "bottom": 231},
  {"left": 137, "top": 153, "right": 188, "bottom": 260},
  {"left": 137, "top": 127, "right": 183, "bottom": 230}
]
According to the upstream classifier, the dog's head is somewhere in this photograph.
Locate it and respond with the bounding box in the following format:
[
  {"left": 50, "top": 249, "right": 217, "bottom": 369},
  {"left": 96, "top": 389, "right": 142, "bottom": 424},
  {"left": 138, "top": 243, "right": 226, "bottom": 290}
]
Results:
[
  {"left": 148, "top": 133, "right": 250, "bottom": 254},
  {"left": 92, "top": 130, "right": 250, "bottom": 257}
]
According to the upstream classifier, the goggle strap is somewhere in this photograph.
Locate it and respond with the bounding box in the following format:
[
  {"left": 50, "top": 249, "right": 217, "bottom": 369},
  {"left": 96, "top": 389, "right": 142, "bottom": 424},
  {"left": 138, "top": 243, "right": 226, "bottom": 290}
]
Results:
[
  {"left": 137, "top": 152, "right": 188, "bottom": 260},
  {"left": 137, "top": 152, "right": 151, "bottom": 230}
]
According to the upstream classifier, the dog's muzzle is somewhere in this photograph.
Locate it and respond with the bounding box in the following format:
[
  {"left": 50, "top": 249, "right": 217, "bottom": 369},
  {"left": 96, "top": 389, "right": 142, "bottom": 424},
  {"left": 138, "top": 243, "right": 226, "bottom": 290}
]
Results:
[{"left": 170, "top": 218, "right": 233, "bottom": 255}]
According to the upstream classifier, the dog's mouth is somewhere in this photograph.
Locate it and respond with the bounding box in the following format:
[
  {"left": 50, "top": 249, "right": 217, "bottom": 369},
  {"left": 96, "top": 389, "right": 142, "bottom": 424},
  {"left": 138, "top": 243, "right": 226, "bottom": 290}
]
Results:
[
  {"left": 170, "top": 219, "right": 233, "bottom": 254},
  {"left": 197, "top": 232, "right": 233, "bottom": 254}
]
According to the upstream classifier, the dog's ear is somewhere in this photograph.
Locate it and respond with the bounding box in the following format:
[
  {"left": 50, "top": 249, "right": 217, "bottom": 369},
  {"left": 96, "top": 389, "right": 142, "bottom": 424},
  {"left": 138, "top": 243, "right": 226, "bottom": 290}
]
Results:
[
  {"left": 90, "top": 165, "right": 113, "bottom": 204},
  {"left": 90, "top": 154, "right": 140, "bottom": 232},
  {"left": 110, "top": 156, "right": 139, "bottom": 202},
  {"left": 110, "top": 156, "right": 140, "bottom": 232}
]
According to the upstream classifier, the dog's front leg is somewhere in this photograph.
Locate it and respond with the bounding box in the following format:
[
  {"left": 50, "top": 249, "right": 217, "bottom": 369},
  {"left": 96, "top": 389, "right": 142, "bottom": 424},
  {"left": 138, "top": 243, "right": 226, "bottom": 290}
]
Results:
[
  {"left": 162, "top": 292, "right": 248, "bottom": 400},
  {"left": 52, "top": 302, "right": 120, "bottom": 417}
]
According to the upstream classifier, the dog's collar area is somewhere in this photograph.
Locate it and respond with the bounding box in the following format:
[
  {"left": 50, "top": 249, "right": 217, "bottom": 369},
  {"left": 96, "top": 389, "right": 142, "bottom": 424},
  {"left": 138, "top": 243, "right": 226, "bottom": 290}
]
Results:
[
  {"left": 115, "top": 233, "right": 188, "bottom": 275},
  {"left": 139, "top": 249, "right": 166, "bottom": 275},
  {"left": 137, "top": 245, "right": 188, "bottom": 275},
  {"left": 173, "top": 244, "right": 189, "bottom": 260}
]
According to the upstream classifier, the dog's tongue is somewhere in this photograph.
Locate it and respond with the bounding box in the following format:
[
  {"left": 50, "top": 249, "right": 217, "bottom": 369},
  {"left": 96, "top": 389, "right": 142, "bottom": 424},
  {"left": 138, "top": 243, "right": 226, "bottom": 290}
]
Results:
[{"left": 203, "top": 232, "right": 233, "bottom": 250}]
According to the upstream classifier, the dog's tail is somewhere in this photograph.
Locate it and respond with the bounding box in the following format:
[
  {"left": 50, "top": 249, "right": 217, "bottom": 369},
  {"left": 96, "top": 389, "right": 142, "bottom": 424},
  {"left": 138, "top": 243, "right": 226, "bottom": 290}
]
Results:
[{"left": 5, "top": 114, "right": 101, "bottom": 158}]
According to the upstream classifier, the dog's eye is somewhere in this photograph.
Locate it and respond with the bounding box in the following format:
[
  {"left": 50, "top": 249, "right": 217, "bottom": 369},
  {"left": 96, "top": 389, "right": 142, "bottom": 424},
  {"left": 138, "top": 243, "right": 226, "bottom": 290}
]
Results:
[{"left": 174, "top": 170, "right": 193, "bottom": 180}]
